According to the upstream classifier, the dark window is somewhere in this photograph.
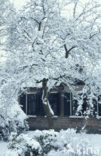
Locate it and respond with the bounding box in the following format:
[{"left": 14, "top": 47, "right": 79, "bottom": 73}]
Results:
[
  {"left": 98, "top": 95, "right": 101, "bottom": 101},
  {"left": 82, "top": 97, "right": 87, "bottom": 115},
  {"left": 72, "top": 99, "right": 78, "bottom": 115},
  {"left": 20, "top": 93, "right": 26, "bottom": 113},
  {"left": 93, "top": 99, "right": 97, "bottom": 116},
  {"left": 64, "top": 93, "right": 71, "bottom": 116},
  {"left": 20, "top": 91, "right": 74, "bottom": 117},
  {"left": 98, "top": 105, "right": 101, "bottom": 116},
  {"left": 98, "top": 95, "right": 101, "bottom": 116},
  {"left": 27, "top": 94, "right": 37, "bottom": 115},
  {"left": 36, "top": 92, "right": 45, "bottom": 116},
  {"left": 48, "top": 93, "right": 60, "bottom": 115}
]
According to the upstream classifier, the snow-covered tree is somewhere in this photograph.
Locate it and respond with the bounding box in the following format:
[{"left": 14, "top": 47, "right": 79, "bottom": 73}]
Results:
[
  {"left": 0, "top": 0, "right": 27, "bottom": 139},
  {"left": 1, "top": 0, "right": 101, "bottom": 132}
]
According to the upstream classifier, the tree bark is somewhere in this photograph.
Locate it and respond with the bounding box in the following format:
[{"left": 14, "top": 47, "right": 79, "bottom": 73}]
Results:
[{"left": 42, "top": 78, "right": 54, "bottom": 129}]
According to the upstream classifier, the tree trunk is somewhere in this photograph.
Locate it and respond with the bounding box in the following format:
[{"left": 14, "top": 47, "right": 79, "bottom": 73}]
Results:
[{"left": 42, "top": 78, "right": 54, "bottom": 129}]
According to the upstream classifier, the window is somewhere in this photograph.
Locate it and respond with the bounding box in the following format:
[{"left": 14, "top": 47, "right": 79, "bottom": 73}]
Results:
[
  {"left": 82, "top": 97, "right": 87, "bottom": 115},
  {"left": 92, "top": 99, "right": 97, "bottom": 116},
  {"left": 27, "top": 94, "right": 37, "bottom": 115},
  {"left": 19, "top": 91, "right": 75, "bottom": 117},
  {"left": 48, "top": 92, "right": 60, "bottom": 116},
  {"left": 64, "top": 92, "right": 72, "bottom": 116},
  {"left": 20, "top": 93, "right": 26, "bottom": 113},
  {"left": 98, "top": 95, "right": 101, "bottom": 116},
  {"left": 20, "top": 91, "right": 61, "bottom": 116},
  {"left": 98, "top": 105, "right": 101, "bottom": 116},
  {"left": 72, "top": 99, "right": 78, "bottom": 116},
  {"left": 19, "top": 92, "right": 45, "bottom": 116},
  {"left": 21, "top": 90, "right": 98, "bottom": 117},
  {"left": 72, "top": 96, "right": 101, "bottom": 117},
  {"left": 72, "top": 95, "right": 88, "bottom": 116},
  {"left": 36, "top": 92, "right": 44, "bottom": 116}
]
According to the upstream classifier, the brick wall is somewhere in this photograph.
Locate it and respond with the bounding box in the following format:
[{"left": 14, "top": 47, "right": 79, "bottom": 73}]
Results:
[{"left": 27, "top": 117, "right": 101, "bottom": 133}]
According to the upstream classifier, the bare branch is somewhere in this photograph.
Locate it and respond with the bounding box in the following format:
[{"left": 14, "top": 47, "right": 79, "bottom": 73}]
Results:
[
  {"left": 73, "top": 1, "right": 78, "bottom": 18},
  {"left": 64, "top": 44, "right": 77, "bottom": 58},
  {"left": 75, "top": 4, "right": 101, "bottom": 22},
  {"left": 89, "top": 33, "right": 98, "bottom": 39},
  {"left": 23, "top": 30, "right": 32, "bottom": 40}
]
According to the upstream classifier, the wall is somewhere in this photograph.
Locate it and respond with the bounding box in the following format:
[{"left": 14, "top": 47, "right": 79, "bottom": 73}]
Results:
[{"left": 27, "top": 117, "right": 101, "bottom": 133}]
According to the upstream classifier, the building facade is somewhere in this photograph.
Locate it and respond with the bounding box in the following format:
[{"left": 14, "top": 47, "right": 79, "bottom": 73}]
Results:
[{"left": 19, "top": 85, "right": 101, "bottom": 133}]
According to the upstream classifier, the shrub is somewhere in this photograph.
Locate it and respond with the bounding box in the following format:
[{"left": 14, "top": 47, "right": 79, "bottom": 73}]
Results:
[{"left": 8, "top": 129, "right": 98, "bottom": 156}]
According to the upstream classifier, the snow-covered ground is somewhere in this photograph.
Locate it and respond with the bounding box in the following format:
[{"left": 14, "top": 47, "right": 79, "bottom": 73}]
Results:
[
  {"left": 0, "top": 129, "right": 101, "bottom": 156},
  {"left": 0, "top": 141, "right": 8, "bottom": 156}
]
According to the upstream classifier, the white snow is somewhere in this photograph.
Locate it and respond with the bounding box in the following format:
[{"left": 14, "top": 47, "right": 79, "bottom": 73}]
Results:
[
  {"left": 0, "top": 141, "right": 17, "bottom": 156},
  {"left": 0, "top": 141, "right": 8, "bottom": 155},
  {"left": 0, "top": 129, "right": 101, "bottom": 156}
]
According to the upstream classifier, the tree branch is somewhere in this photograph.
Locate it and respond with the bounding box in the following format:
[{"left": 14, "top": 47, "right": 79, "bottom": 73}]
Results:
[
  {"left": 64, "top": 44, "right": 77, "bottom": 58},
  {"left": 73, "top": 1, "right": 78, "bottom": 18}
]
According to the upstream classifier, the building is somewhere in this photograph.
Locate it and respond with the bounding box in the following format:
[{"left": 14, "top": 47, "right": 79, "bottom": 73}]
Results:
[{"left": 19, "top": 83, "right": 101, "bottom": 133}]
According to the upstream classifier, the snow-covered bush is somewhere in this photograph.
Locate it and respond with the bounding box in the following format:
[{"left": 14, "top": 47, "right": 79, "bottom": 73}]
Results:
[
  {"left": 0, "top": 84, "right": 28, "bottom": 140},
  {"left": 8, "top": 129, "right": 98, "bottom": 156},
  {"left": 8, "top": 132, "right": 42, "bottom": 156}
]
